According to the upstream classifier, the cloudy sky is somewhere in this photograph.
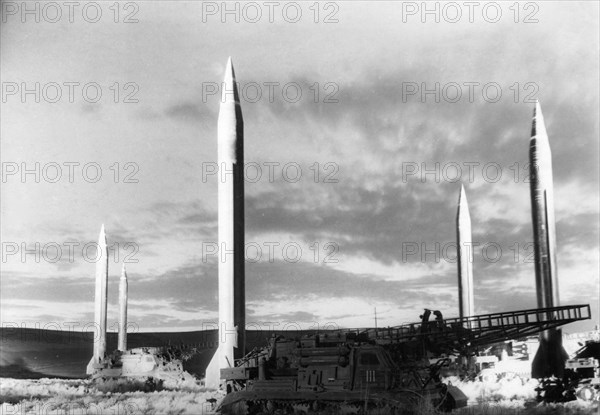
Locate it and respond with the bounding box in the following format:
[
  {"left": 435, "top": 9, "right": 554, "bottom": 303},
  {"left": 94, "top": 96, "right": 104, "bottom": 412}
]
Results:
[{"left": 1, "top": 1, "right": 598, "bottom": 334}]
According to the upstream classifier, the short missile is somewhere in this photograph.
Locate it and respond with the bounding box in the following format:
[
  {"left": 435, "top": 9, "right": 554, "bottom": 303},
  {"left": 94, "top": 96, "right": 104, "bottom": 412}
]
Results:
[
  {"left": 118, "top": 264, "right": 128, "bottom": 352},
  {"left": 86, "top": 224, "right": 108, "bottom": 374},
  {"left": 457, "top": 184, "right": 474, "bottom": 319},
  {"left": 205, "top": 57, "right": 246, "bottom": 389},
  {"left": 528, "top": 100, "right": 567, "bottom": 378}
]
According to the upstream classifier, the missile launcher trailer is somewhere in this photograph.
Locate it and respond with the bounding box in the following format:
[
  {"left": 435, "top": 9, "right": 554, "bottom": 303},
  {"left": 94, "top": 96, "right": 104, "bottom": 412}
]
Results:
[
  {"left": 219, "top": 333, "right": 467, "bottom": 414},
  {"left": 217, "top": 304, "right": 591, "bottom": 413}
]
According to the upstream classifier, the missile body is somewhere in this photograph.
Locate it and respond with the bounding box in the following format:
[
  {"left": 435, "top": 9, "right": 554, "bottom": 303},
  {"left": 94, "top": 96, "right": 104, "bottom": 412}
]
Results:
[
  {"left": 530, "top": 101, "right": 559, "bottom": 309},
  {"left": 205, "top": 58, "right": 246, "bottom": 388},
  {"left": 457, "top": 185, "right": 474, "bottom": 319},
  {"left": 529, "top": 101, "right": 567, "bottom": 378},
  {"left": 86, "top": 224, "right": 108, "bottom": 374},
  {"left": 118, "top": 264, "right": 128, "bottom": 352}
]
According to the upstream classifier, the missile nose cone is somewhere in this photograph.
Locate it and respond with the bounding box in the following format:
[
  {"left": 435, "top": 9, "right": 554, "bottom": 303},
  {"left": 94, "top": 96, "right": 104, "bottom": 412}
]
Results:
[
  {"left": 221, "top": 57, "right": 239, "bottom": 104},
  {"left": 458, "top": 184, "right": 469, "bottom": 212},
  {"left": 457, "top": 185, "right": 471, "bottom": 228},
  {"left": 224, "top": 58, "right": 233, "bottom": 82},
  {"left": 225, "top": 56, "right": 234, "bottom": 79},
  {"left": 98, "top": 224, "right": 107, "bottom": 246},
  {"left": 218, "top": 57, "right": 243, "bottom": 164},
  {"left": 531, "top": 99, "right": 548, "bottom": 139},
  {"left": 459, "top": 184, "right": 467, "bottom": 204},
  {"left": 121, "top": 263, "right": 127, "bottom": 279}
]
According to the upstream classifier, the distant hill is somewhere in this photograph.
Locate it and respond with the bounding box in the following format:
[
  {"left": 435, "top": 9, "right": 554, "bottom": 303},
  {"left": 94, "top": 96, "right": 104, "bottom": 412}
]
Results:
[{"left": 0, "top": 328, "right": 313, "bottom": 379}]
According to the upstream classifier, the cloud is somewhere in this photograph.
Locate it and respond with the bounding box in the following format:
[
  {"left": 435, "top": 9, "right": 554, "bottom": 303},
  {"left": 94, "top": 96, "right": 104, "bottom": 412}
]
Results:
[
  {"left": 1, "top": 2, "right": 597, "bottom": 333},
  {"left": 164, "top": 103, "right": 213, "bottom": 123}
]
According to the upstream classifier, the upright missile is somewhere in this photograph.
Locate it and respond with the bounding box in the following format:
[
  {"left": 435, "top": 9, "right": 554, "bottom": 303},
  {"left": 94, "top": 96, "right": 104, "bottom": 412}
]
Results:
[
  {"left": 457, "top": 184, "right": 474, "bottom": 319},
  {"left": 529, "top": 100, "right": 559, "bottom": 309},
  {"left": 118, "top": 264, "right": 128, "bottom": 352},
  {"left": 86, "top": 224, "right": 108, "bottom": 374},
  {"left": 529, "top": 100, "right": 567, "bottom": 378},
  {"left": 205, "top": 57, "right": 245, "bottom": 388}
]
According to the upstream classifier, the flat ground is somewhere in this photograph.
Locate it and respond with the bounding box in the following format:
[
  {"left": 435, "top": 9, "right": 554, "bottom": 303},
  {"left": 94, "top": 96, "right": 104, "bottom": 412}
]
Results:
[{"left": 1, "top": 377, "right": 598, "bottom": 414}]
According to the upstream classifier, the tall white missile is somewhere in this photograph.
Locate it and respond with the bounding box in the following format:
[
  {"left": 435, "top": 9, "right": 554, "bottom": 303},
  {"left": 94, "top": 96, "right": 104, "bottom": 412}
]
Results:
[
  {"left": 530, "top": 100, "right": 559, "bottom": 309},
  {"left": 86, "top": 224, "right": 108, "bottom": 375},
  {"left": 205, "top": 57, "right": 246, "bottom": 388},
  {"left": 457, "top": 184, "right": 474, "bottom": 319},
  {"left": 118, "top": 264, "right": 128, "bottom": 352},
  {"left": 529, "top": 100, "right": 567, "bottom": 378}
]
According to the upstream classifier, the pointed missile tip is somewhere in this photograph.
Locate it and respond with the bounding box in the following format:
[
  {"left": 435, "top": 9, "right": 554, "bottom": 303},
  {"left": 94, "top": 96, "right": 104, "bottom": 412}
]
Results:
[
  {"left": 224, "top": 57, "right": 236, "bottom": 82},
  {"left": 221, "top": 57, "right": 240, "bottom": 107},
  {"left": 531, "top": 99, "right": 547, "bottom": 139},
  {"left": 99, "top": 224, "right": 107, "bottom": 245},
  {"left": 458, "top": 184, "right": 470, "bottom": 216},
  {"left": 121, "top": 263, "right": 127, "bottom": 278},
  {"left": 534, "top": 99, "right": 542, "bottom": 117},
  {"left": 458, "top": 183, "right": 466, "bottom": 202}
]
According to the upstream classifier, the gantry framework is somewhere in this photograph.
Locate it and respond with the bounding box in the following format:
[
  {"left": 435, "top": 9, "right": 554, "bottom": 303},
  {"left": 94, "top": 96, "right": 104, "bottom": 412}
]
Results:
[{"left": 344, "top": 304, "right": 591, "bottom": 354}]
